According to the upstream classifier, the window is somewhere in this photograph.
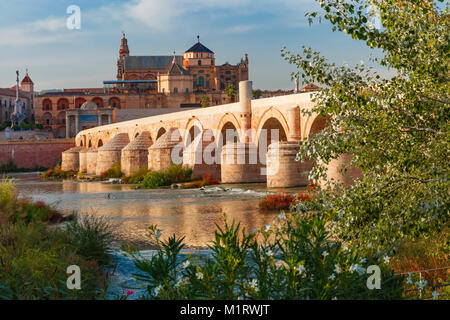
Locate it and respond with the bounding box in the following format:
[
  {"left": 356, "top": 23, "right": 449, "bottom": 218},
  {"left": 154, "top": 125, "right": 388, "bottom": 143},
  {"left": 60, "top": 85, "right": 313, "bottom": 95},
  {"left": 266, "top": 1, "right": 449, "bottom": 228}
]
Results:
[
  {"left": 226, "top": 71, "right": 231, "bottom": 75},
  {"left": 198, "top": 60, "right": 202, "bottom": 66},
  {"left": 206, "top": 74, "right": 210, "bottom": 78},
  {"left": 199, "top": 76, "right": 205, "bottom": 88},
  {"left": 174, "top": 88, "right": 178, "bottom": 93},
  {"left": 199, "top": 70, "right": 204, "bottom": 74},
  {"left": 206, "top": 81, "right": 210, "bottom": 89},
  {"left": 193, "top": 81, "right": 197, "bottom": 89},
  {"left": 185, "top": 88, "right": 189, "bottom": 93}
]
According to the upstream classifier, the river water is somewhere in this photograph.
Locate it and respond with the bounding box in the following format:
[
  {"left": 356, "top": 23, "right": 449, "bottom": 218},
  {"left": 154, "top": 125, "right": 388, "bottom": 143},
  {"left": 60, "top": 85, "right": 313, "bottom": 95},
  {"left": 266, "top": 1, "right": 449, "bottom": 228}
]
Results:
[
  {"left": 10, "top": 173, "right": 305, "bottom": 298},
  {"left": 9, "top": 173, "right": 304, "bottom": 249}
]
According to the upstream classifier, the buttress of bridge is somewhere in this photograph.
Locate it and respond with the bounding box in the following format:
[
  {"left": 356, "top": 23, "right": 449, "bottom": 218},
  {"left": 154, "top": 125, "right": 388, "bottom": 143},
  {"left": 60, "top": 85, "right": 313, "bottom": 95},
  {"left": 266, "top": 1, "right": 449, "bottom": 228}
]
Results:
[
  {"left": 121, "top": 131, "right": 153, "bottom": 176},
  {"left": 96, "top": 133, "right": 130, "bottom": 176}
]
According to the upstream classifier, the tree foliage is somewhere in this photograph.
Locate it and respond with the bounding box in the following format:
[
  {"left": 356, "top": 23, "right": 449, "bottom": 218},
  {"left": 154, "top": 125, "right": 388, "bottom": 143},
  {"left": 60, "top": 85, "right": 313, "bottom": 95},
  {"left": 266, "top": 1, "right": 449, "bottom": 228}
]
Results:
[{"left": 282, "top": 0, "right": 449, "bottom": 249}]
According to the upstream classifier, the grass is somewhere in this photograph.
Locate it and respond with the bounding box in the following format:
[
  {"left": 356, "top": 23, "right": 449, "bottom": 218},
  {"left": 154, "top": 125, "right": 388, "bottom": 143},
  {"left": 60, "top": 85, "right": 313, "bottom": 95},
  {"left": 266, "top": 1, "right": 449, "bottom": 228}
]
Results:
[
  {"left": 391, "top": 224, "right": 449, "bottom": 299},
  {"left": 0, "top": 179, "right": 114, "bottom": 299}
]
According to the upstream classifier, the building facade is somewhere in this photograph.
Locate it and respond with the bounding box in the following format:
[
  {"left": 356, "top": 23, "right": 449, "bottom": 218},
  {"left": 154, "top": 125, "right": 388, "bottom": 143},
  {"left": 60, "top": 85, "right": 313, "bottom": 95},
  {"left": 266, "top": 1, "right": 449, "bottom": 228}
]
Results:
[
  {"left": 0, "top": 71, "right": 34, "bottom": 124},
  {"left": 35, "top": 34, "right": 249, "bottom": 138}
]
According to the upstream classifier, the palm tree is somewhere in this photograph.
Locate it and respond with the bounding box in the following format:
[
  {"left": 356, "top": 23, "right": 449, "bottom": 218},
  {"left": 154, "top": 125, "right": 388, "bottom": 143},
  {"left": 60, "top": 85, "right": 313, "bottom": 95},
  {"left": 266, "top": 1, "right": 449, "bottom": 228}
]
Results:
[
  {"left": 225, "top": 85, "right": 237, "bottom": 102},
  {"left": 200, "top": 96, "right": 210, "bottom": 108}
]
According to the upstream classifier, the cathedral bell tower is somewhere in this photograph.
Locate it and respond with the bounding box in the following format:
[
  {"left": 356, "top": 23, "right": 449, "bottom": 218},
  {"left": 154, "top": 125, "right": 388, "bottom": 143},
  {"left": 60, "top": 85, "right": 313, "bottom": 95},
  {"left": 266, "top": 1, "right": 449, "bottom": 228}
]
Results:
[{"left": 117, "top": 32, "right": 130, "bottom": 80}]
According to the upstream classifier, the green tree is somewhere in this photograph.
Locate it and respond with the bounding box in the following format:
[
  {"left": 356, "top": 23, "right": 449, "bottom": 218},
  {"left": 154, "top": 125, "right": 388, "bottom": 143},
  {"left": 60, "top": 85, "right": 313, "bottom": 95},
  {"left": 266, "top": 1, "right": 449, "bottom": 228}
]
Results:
[
  {"left": 200, "top": 96, "right": 210, "bottom": 108},
  {"left": 225, "top": 85, "right": 237, "bottom": 102},
  {"left": 253, "top": 89, "right": 262, "bottom": 99},
  {"left": 282, "top": 0, "right": 449, "bottom": 250}
]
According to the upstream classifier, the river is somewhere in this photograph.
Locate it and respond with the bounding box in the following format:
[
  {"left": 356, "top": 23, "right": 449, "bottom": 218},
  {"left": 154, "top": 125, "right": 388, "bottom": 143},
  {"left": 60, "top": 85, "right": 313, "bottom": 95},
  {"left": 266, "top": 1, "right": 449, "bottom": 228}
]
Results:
[
  {"left": 9, "top": 173, "right": 304, "bottom": 249},
  {"left": 10, "top": 172, "right": 304, "bottom": 298}
]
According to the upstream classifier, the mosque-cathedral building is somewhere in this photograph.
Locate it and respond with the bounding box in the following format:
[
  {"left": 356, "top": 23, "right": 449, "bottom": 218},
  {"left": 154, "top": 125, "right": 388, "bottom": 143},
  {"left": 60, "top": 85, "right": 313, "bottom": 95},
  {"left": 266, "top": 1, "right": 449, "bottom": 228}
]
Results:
[{"left": 35, "top": 34, "right": 249, "bottom": 138}]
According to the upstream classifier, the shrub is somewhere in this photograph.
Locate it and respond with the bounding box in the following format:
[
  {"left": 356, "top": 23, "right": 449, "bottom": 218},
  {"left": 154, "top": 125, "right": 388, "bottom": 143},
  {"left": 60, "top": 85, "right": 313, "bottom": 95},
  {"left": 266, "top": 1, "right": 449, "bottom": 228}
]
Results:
[
  {"left": 0, "top": 159, "right": 19, "bottom": 173},
  {"left": 126, "top": 167, "right": 150, "bottom": 184},
  {"left": 41, "top": 164, "right": 76, "bottom": 180},
  {"left": 0, "top": 181, "right": 111, "bottom": 299},
  {"left": 64, "top": 214, "right": 115, "bottom": 266},
  {"left": 142, "top": 171, "right": 171, "bottom": 189},
  {"left": 100, "top": 162, "right": 122, "bottom": 180},
  {"left": 259, "top": 193, "right": 296, "bottom": 211},
  {"left": 179, "top": 173, "right": 220, "bottom": 189},
  {"left": 141, "top": 165, "right": 193, "bottom": 189},
  {"left": 122, "top": 212, "right": 404, "bottom": 300}
]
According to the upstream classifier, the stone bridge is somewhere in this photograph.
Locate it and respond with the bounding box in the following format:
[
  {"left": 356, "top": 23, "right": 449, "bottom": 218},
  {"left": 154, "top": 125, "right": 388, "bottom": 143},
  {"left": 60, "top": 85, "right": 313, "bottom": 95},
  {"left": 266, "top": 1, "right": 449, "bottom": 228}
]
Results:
[{"left": 62, "top": 81, "right": 356, "bottom": 188}]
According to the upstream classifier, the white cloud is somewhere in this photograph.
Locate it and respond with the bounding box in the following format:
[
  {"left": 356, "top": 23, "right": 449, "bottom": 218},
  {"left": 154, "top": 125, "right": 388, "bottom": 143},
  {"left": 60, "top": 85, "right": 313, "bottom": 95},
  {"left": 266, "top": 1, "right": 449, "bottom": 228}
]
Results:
[
  {"left": 0, "top": 16, "right": 76, "bottom": 46},
  {"left": 223, "top": 24, "right": 263, "bottom": 34}
]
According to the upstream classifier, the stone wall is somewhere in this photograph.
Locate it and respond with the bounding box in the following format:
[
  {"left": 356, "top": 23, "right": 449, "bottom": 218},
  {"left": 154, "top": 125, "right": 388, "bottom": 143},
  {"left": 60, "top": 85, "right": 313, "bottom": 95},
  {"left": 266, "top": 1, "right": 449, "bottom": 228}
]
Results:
[{"left": 0, "top": 139, "right": 74, "bottom": 169}]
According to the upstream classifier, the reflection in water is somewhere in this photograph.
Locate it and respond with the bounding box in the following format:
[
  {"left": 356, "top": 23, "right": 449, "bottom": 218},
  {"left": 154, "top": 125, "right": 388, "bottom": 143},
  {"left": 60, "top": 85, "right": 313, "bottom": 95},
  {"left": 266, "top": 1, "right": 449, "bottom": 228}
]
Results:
[{"left": 11, "top": 173, "right": 283, "bottom": 249}]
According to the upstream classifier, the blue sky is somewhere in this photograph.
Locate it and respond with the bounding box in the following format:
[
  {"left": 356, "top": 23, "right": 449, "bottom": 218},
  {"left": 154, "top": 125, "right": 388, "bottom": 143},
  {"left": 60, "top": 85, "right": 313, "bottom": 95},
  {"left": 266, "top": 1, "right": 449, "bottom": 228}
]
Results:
[{"left": 0, "top": 0, "right": 382, "bottom": 91}]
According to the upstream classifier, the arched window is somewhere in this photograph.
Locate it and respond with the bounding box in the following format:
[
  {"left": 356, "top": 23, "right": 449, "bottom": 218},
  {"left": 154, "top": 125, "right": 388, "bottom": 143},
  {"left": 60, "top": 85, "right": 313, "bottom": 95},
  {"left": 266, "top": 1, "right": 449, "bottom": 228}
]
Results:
[{"left": 206, "top": 81, "right": 210, "bottom": 89}]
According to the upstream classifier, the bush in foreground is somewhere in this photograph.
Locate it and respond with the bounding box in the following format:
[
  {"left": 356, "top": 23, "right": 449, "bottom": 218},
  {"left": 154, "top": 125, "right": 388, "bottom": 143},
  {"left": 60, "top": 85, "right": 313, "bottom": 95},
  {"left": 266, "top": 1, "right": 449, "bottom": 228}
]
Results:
[
  {"left": 122, "top": 212, "right": 403, "bottom": 300},
  {"left": 0, "top": 180, "right": 113, "bottom": 299}
]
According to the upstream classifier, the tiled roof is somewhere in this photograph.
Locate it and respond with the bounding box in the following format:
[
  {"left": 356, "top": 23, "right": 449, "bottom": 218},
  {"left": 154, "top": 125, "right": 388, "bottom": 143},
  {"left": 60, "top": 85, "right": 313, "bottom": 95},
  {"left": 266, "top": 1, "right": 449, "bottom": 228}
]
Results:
[
  {"left": 168, "top": 61, "right": 190, "bottom": 75},
  {"left": 124, "top": 56, "right": 183, "bottom": 70},
  {"left": 185, "top": 42, "right": 214, "bottom": 54},
  {"left": 0, "top": 88, "right": 31, "bottom": 99},
  {"left": 98, "top": 133, "right": 130, "bottom": 151},
  {"left": 21, "top": 74, "right": 33, "bottom": 84},
  {"left": 123, "top": 131, "right": 153, "bottom": 151}
]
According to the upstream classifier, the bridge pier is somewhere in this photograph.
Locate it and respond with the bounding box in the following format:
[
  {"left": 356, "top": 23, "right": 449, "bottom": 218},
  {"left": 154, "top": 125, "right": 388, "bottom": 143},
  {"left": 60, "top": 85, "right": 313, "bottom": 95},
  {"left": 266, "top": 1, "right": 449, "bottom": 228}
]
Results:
[
  {"left": 221, "top": 142, "right": 265, "bottom": 183},
  {"left": 266, "top": 141, "right": 312, "bottom": 188},
  {"left": 86, "top": 149, "right": 98, "bottom": 175},
  {"left": 319, "top": 154, "right": 363, "bottom": 187},
  {"left": 61, "top": 147, "right": 85, "bottom": 172},
  {"left": 79, "top": 148, "right": 88, "bottom": 173},
  {"left": 148, "top": 128, "right": 183, "bottom": 171},
  {"left": 96, "top": 133, "right": 130, "bottom": 176},
  {"left": 121, "top": 132, "right": 153, "bottom": 177}
]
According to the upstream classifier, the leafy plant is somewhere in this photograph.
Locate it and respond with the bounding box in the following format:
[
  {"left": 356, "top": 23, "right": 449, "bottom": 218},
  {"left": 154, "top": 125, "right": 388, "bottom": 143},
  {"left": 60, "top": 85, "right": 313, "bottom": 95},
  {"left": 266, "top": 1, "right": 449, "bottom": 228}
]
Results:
[
  {"left": 123, "top": 212, "right": 404, "bottom": 300},
  {"left": 281, "top": 0, "right": 449, "bottom": 249}
]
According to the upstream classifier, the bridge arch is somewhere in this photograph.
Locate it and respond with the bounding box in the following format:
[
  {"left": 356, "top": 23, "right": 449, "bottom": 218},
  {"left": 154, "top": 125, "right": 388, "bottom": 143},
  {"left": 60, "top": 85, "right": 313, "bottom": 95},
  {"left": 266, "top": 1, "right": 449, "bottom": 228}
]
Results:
[
  {"left": 155, "top": 127, "right": 167, "bottom": 142},
  {"left": 303, "top": 114, "right": 328, "bottom": 139},
  {"left": 255, "top": 107, "right": 289, "bottom": 147},
  {"left": 217, "top": 113, "right": 242, "bottom": 144},
  {"left": 184, "top": 118, "right": 204, "bottom": 148}
]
